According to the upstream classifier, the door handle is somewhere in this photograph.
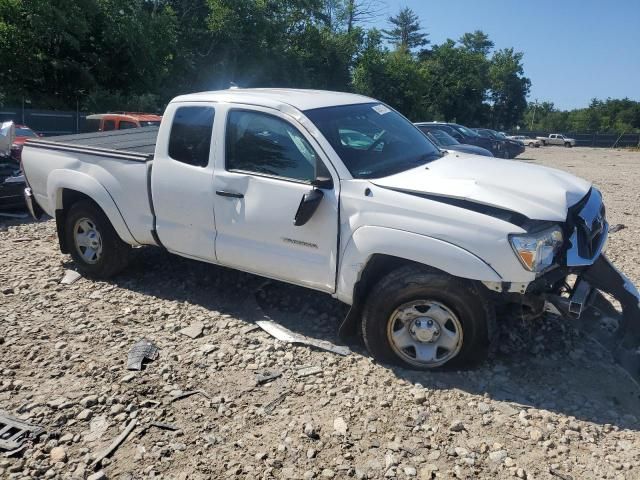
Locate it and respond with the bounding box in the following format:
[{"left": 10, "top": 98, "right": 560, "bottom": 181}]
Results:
[{"left": 216, "top": 190, "right": 244, "bottom": 199}]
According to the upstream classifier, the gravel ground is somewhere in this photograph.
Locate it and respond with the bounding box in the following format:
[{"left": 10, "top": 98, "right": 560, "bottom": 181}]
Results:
[{"left": 1, "top": 146, "right": 640, "bottom": 480}]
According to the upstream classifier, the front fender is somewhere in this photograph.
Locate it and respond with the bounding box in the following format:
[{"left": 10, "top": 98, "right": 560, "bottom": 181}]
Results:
[
  {"left": 47, "top": 169, "right": 138, "bottom": 245},
  {"left": 336, "top": 226, "right": 502, "bottom": 304}
]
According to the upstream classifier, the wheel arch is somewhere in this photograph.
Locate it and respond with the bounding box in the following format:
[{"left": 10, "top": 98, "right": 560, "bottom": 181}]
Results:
[
  {"left": 47, "top": 170, "right": 138, "bottom": 252},
  {"left": 336, "top": 226, "right": 501, "bottom": 338}
]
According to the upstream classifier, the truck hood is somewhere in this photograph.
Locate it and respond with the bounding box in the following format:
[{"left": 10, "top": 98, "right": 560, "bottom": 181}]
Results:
[{"left": 371, "top": 152, "right": 592, "bottom": 222}]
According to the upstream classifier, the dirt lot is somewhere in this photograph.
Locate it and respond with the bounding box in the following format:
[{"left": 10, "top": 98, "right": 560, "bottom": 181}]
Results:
[{"left": 1, "top": 146, "right": 640, "bottom": 480}]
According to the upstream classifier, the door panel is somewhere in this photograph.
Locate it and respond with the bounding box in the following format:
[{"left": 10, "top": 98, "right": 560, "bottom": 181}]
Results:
[
  {"left": 151, "top": 103, "right": 217, "bottom": 261},
  {"left": 212, "top": 107, "right": 339, "bottom": 291}
]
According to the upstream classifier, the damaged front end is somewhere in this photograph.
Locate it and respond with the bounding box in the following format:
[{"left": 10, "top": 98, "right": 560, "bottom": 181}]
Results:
[{"left": 533, "top": 187, "right": 640, "bottom": 377}]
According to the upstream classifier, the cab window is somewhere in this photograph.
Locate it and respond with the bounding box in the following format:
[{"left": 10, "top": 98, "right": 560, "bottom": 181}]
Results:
[
  {"left": 119, "top": 121, "right": 138, "bottom": 130},
  {"left": 103, "top": 120, "right": 116, "bottom": 131},
  {"left": 168, "top": 106, "right": 215, "bottom": 167},
  {"left": 225, "top": 110, "right": 319, "bottom": 183}
]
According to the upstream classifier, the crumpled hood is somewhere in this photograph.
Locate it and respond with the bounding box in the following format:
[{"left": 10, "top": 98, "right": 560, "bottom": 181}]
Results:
[{"left": 371, "top": 152, "right": 592, "bottom": 221}]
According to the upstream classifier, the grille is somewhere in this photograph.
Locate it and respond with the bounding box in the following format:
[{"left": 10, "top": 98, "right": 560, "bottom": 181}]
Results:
[{"left": 570, "top": 188, "right": 607, "bottom": 262}]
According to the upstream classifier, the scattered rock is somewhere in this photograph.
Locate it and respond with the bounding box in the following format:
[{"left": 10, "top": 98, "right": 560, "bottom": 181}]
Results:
[{"left": 179, "top": 322, "right": 204, "bottom": 339}]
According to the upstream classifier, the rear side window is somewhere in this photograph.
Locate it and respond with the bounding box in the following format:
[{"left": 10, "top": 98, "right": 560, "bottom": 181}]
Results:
[
  {"left": 82, "top": 119, "right": 101, "bottom": 133},
  {"left": 225, "top": 110, "right": 318, "bottom": 182},
  {"left": 103, "top": 120, "right": 116, "bottom": 131},
  {"left": 119, "top": 121, "right": 138, "bottom": 130},
  {"left": 168, "top": 106, "right": 215, "bottom": 167}
]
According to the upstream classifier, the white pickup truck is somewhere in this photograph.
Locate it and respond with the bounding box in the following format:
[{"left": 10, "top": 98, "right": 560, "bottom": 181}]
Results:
[
  {"left": 537, "top": 133, "right": 577, "bottom": 147},
  {"left": 21, "top": 89, "right": 640, "bottom": 373}
]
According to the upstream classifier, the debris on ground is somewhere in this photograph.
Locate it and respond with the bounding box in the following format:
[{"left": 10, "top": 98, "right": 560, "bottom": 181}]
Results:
[
  {"left": 296, "top": 365, "right": 323, "bottom": 378},
  {"left": 91, "top": 419, "right": 137, "bottom": 467},
  {"left": 60, "top": 269, "right": 82, "bottom": 285},
  {"left": 256, "top": 320, "right": 350, "bottom": 356},
  {"left": 138, "top": 422, "right": 179, "bottom": 438},
  {"left": 170, "top": 389, "right": 211, "bottom": 402},
  {"left": 0, "top": 412, "right": 44, "bottom": 451},
  {"left": 254, "top": 370, "right": 282, "bottom": 386},
  {"left": 262, "top": 390, "right": 291, "bottom": 414},
  {"left": 178, "top": 321, "right": 204, "bottom": 339},
  {"left": 126, "top": 338, "right": 159, "bottom": 370},
  {"left": 609, "top": 223, "right": 626, "bottom": 233}
]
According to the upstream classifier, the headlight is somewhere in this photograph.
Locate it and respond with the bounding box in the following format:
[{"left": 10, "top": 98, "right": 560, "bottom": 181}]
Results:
[{"left": 510, "top": 225, "right": 564, "bottom": 272}]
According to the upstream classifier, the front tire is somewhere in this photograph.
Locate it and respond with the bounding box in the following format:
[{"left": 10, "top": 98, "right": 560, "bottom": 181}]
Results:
[
  {"left": 565, "top": 142, "right": 572, "bottom": 148},
  {"left": 361, "top": 266, "right": 494, "bottom": 370},
  {"left": 64, "top": 200, "right": 130, "bottom": 278}
]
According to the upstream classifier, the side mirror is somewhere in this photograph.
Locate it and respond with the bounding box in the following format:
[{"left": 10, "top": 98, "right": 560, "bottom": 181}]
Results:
[
  {"left": 312, "top": 176, "right": 333, "bottom": 189},
  {"left": 294, "top": 188, "right": 324, "bottom": 226}
]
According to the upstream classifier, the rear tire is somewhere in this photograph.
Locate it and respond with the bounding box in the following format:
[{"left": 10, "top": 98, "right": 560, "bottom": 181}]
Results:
[
  {"left": 361, "top": 266, "right": 494, "bottom": 370},
  {"left": 64, "top": 200, "right": 130, "bottom": 278}
]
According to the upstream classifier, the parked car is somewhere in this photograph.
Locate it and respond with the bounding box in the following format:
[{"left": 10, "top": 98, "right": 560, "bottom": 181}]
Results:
[
  {"left": 10, "top": 125, "right": 40, "bottom": 162},
  {"left": 415, "top": 124, "right": 493, "bottom": 157},
  {"left": 0, "top": 169, "right": 26, "bottom": 210},
  {"left": 83, "top": 112, "right": 162, "bottom": 132},
  {"left": 1, "top": 121, "right": 15, "bottom": 159},
  {"left": 537, "top": 134, "right": 576, "bottom": 147},
  {"left": 509, "top": 135, "right": 540, "bottom": 148},
  {"left": 22, "top": 88, "right": 639, "bottom": 373},
  {"left": 474, "top": 128, "right": 525, "bottom": 159},
  {"left": 418, "top": 122, "right": 496, "bottom": 154}
]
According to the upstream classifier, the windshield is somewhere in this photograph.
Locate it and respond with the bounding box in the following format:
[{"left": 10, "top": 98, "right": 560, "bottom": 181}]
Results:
[
  {"left": 453, "top": 124, "right": 479, "bottom": 137},
  {"left": 305, "top": 103, "right": 441, "bottom": 179},
  {"left": 424, "top": 128, "right": 459, "bottom": 146},
  {"left": 16, "top": 128, "right": 37, "bottom": 137}
]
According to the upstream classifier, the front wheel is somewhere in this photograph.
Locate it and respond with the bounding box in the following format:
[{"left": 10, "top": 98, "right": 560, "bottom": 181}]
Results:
[
  {"left": 361, "top": 266, "right": 494, "bottom": 370},
  {"left": 64, "top": 200, "right": 131, "bottom": 278},
  {"left": 565, "top": 142, "right": 572, "bottom": 148}
]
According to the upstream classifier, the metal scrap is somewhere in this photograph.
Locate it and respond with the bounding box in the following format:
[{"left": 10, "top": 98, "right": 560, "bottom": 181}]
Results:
[
  {"left": 91, "top": 419, "right": 137, "bottom": 467},
  {"left": 609, "top": 223, "right": 626, "bottom": 233},
  {"left": 137, "top": 422, "right": 178, "bottom": 438},
  {"left": 0, "top": 411, "right": 44, "bottom": 451},
  {"left": 171, "top": 389, "right": 211, "bottom": 402},
  {"left": 127, "top": 339, "right": 159, "bottom": 370},
  {"left": 255, "top": 370, "right": 282, "bottom": 386},
  {"left": 60, "top": 270, "right": 82, "bottom": 285},
  {"left": 256, "top": 320, "right": 350, "bottom": 356},
  {"left": 263, "top": 389, "right": 291, "bottom": 414},
  {"left": 549, "top": 467, "right": 573, "bottom": 480}
]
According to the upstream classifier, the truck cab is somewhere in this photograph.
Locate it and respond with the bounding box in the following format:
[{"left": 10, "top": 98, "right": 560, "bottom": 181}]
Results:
[{"left": 83, "top": 112, "right": 162, "bottom": 132}]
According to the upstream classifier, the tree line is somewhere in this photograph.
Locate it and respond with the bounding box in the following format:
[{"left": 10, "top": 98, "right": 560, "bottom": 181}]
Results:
[
  {"left": 523, "top": 98, "right": 640, "bottom": 134},
  {"left": 1, "top": 0, "right": 630, "bottom": 132}
]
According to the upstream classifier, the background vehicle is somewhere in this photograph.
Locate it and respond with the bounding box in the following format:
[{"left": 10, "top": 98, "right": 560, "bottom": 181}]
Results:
[
  {"left": 509, "top": 135, "right": 540, "bottom": 147},
  {"left": 415, "top": 124, "right": 493, "bottom": 157},
  {"left": 21, "top": 89, "right": 640, "bottom": 374},
  {"left": 1, "top": 121, "right": 15, "bottom": 159},
  {"left": 537, "top": 134, "right": 576, "bottom": 147},
  {"left": 475, "top": 128, "right": 525, "bottom": 159},
  {"left": 82, "top": 112, "right": 162, "bottom": 132},
  {"left": 418, "top": 122, "right": 496, "bottom": 154},
  {"left": 10, "top": 125, "right": 39, "bottom": 162}
]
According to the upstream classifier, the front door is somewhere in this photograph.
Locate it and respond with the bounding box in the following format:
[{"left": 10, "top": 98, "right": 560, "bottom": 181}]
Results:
[
  {"left": 151, "top": 103, "right": 217, "bottom": 261},
  {"left": 212, "top": 106, "right": 339, "bottom": 292}
]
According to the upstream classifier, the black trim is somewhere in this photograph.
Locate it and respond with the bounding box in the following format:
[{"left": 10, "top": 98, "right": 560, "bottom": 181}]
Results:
[
  {"left": 146, "top": 162, "right": 165, "bottom": 249},
  {"left": 216, "top": 190, "right": 244, "bottom": 198},
  {"left": 25, "top": 140, "right": 152, "bottom": 162},
  {"left": 377, "top": 186, "right": 529, "bottom": 227}
]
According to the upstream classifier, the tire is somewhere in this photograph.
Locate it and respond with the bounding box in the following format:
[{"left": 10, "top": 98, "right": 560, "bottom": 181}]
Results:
[
  {"left": 64, "top": 200, "right": 130, "bottom": 278},
  {"left": 502, "top": 148, "right": 510, "bottom": 159},
  {"left": 361, "top": 265, "right": 494, "bottom": 370},
  {"left": 565, "top": 142, "right": 572, "bottom": 148},
  {"left": 528, "top": 142, "right": 534, "bottom": 147}
]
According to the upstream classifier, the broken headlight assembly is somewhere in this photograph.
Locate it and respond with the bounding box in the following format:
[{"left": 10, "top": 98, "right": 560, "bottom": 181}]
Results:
[{"left": 509, "top": 225, "right": 564, "bottom": 273}]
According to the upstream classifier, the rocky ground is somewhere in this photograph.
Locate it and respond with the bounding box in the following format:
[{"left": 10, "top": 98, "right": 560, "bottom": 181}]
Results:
[{"left": 1, "top": 146, "right": 640, "bottom": 480}]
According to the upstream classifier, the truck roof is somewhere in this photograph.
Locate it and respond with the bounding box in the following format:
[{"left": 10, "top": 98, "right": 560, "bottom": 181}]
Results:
[{"left": 171, "top": 88, "right": 375, "bottom": 112}]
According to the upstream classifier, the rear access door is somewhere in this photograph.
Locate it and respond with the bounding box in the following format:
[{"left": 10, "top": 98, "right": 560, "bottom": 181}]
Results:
[{"left": 151, "top": 103, "right": 217, "bottom": 261}]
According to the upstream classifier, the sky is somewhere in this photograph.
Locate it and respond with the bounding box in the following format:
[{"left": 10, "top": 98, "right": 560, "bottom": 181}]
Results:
[{"left": 370, "top": 0, "right": 640, "bottom": 110}]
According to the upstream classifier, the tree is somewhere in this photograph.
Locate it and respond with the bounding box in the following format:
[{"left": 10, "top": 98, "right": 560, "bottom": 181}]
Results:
[
  {"left": 458, "top": 30, "right": 494, "bottom": 56},
  {"left": 342, "top": 0, "right": 384, "bottom": 33},
  {"left": 488, "top": 48, "right": 530, "bottom": 129},
  {"left": 382, "top": 7, "right": 428, "bottom": 51}
]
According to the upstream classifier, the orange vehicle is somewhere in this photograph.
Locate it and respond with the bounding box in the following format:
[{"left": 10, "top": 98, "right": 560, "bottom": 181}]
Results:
[{"left": 83, "top": 112, "right": 162, "bottom": 132}]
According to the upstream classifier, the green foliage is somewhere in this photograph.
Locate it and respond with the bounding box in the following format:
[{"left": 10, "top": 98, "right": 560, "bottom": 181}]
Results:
[
  {"left": 0, "top": 1, "right": 532, "bottom": 129},
  {"left": 524, "top": 98, "right": 640, "bottom": 133},
  {"left": 382, "top": 7, "right": 429, "bottom": 51}
]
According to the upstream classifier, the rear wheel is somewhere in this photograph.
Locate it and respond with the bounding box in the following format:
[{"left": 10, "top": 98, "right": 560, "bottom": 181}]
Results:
[
  {"left": 528, "top": 142, "right": 534, "bottom": 147},
  {"left": 502, "top": 148, "right": 511, "bottom": 159},
  {"left": 64, "top": 200, "right": 130, "bottom": 278},
  {"left": 361, "top": 266, "right": 493, "bottom": 370}
]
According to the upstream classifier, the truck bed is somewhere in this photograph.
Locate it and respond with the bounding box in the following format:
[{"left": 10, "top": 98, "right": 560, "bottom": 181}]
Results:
[{"left": 25, "top": 127, "right": 158, "bottom": 162}]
